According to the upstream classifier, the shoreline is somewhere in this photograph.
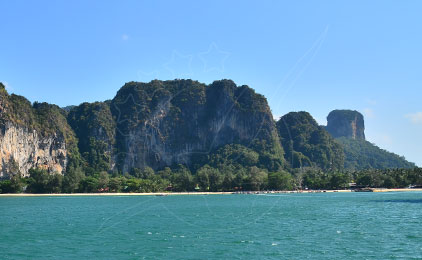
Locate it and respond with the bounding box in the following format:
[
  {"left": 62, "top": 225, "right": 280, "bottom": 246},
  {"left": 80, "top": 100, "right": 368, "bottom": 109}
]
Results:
[
  {"left": 1, "top": 188, "right": 422, "bottom": 197},
  {"left": 371, "top": 188, "right": 422, "bottom": 192}
]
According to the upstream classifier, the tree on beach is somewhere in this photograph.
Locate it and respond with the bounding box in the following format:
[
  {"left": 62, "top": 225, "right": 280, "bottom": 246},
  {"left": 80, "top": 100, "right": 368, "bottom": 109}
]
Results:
[
  {"left": 63, "top": 165, "right": 85, "bottom": 193},
  {"left": 171, "top": 165, "right": 194, "bottom": 191},
  {"left": 26, "top": 168, "right": 63, "bottom": 193},
  {"left": 268, "top": 171, "right": 295, "bottom": 191}
]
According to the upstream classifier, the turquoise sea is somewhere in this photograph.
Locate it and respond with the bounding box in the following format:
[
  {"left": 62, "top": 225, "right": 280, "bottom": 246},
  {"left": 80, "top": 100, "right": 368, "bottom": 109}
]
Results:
[{"left": 1, "top": 192, "right": 421, "bottom": 259}]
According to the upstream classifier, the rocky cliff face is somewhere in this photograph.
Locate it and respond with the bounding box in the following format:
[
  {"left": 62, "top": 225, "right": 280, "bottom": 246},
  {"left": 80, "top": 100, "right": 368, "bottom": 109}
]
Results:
[
  {"left": 0, "top": 80, "right": 284, "bottom": 177},
  {"left": 0, "top": 81, "right": 415, "bottom": 177},
  {"left": 325, "top": 109, "right": 414, "bottom": 169},
  {"left": 326, "top": 110, "right": 365, "bottom": 140},
  {"left": 0, "top": 84, "right": 75, "bottom": 177},
  {"left": 110, "top": 79, "right": 283, "bottom": 172},
  {"left": 0, "top": 122, "right": 67, "bottom": 177}
]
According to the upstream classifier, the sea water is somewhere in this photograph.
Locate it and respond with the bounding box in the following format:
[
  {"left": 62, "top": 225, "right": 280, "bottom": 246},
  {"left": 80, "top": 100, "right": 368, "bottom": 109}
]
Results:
[{"left": 1, "top": 192, "right": 421, "bottom": 259}]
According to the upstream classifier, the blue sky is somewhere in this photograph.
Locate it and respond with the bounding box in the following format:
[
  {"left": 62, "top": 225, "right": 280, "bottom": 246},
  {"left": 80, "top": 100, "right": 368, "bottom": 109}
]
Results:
[{"left": 1, "top": 0, "right": 421, "bottom": 166}]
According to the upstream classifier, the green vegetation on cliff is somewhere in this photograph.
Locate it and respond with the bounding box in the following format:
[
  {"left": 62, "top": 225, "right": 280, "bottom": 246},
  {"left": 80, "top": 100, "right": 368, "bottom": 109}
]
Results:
[
  {"left": 0, "top": 85, "right": 80, "bottom": 175},
  {"left": 324, "top": 109, "right": 415, "bottom": 170},
  {"left": 337, "top": 137, "right": 415, "bottom": 170},
  {"left": 67, "top": 101, "right": 116, "bottom": 174},
  {"left": 0, "top": 84, "right": 73, "bottom": 138},
  {"left": 276, "top": 112, "right": 344, "bottom": 170},
  {"left": 110, "top": 79, "right": 284, "bottom": 172},
  {"left": 0, "top": 81, "right": 418, "bottom": 194}
]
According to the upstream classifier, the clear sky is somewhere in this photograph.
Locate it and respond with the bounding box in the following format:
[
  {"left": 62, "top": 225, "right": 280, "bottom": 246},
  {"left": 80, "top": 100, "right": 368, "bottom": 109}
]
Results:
[{"left": 1, "top": 0, "right": 421, "bottom": 166}]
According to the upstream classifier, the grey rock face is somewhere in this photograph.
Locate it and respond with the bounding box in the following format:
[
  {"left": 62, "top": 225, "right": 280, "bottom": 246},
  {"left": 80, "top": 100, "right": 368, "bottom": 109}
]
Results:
[
  {"left": 111, "top": 79, "right": 281, "bottom": 172},
  {"left": 326, "top": 110, "right": 365, "bottom": 140}
]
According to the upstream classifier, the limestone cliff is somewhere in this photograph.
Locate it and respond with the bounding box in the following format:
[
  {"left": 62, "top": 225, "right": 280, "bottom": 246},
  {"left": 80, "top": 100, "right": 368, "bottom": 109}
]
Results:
[
  {"left": 325, "top": 109, "right": 414, "bottom": 169},
  {"left": 110, "top": 79, "right": 284, "bottom": 172},
  {"left": 0, "top": 80, "right": 285, "bottom": 177},
  {"left": 0, "top": 84, "right": 76, "bottom": 177},
  {"left": 1, "top": 80, "right": 413, "bottom": 178},
  {"left": 326, "top": 110, "right": 365, "bottom": 140},
  {"left": 0, "top": 122, "right": 67, "bottom": 177}
]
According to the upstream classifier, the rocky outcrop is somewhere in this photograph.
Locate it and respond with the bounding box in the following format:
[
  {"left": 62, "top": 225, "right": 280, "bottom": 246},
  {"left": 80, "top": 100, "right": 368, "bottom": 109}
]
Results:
[
  {"left": 110, "top": 79, "right": 283, "bottom": 172},
  {"left": 0, "top": 80, "right": 285, "bottom": 177},
  {"left": 0, "top": 122, "right": 67, "bottom": 177},
  {"left": 326, "top": 110, "right": 365, "bottom": 140},
  {"left": 325, "top": 109, "right": 415, "bottom": 169},
  {"left": 0, "top": 84, "right": 74, "bottom": 177}
]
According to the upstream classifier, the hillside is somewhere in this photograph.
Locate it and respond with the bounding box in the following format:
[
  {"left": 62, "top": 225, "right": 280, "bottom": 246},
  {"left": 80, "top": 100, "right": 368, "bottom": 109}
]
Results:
[
  {"left": 276, "top": 112, "right": 344, "bottom": 170},
  {"left": 337, "top": 137, "right": 415, "bottom": 170},
  {"left": 0, "top": 81, "right": 416, "bottom": 180},
  {"left": 326, "top": 110, "right": 415, "bottom": 170}
]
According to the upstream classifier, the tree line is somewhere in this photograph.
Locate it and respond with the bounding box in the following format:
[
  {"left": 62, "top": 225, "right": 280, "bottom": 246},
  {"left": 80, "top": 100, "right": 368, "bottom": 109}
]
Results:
[{"left": 1, "top": 166, "right": 421, "bottom": 194}]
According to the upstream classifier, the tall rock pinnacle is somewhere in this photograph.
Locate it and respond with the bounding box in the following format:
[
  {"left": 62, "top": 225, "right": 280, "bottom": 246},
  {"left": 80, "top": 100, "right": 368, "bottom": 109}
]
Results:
[{"left": 326, "top": 110, "right": 365, "bottom": 140}]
